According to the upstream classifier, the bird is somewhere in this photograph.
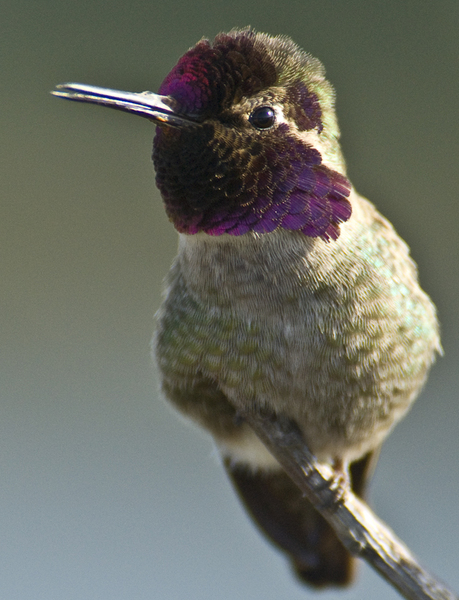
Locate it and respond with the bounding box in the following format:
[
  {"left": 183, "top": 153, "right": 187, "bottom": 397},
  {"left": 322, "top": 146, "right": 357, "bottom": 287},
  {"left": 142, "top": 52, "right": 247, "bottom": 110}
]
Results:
[{"left": 53, "top": 28, "right": 441, "bottom": 588}]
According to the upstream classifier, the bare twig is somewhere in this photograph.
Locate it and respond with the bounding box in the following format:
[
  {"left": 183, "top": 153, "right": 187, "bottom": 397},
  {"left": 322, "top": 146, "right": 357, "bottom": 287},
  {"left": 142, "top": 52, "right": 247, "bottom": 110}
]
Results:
[{"left": 241, "top": 410, "right": 458, "bottom": 600}]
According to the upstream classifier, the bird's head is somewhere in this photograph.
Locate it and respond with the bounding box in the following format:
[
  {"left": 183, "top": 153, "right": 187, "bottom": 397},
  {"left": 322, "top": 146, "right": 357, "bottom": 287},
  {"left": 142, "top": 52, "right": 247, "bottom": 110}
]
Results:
[{"left": 54, "top": 29, "right": 352, "bottom": 240}]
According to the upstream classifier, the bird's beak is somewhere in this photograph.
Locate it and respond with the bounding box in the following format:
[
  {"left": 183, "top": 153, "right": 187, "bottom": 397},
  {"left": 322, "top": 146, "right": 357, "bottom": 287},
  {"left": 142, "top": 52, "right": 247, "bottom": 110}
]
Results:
[{"left": 52, "top": 83, "right": 197, "bottom": 127}]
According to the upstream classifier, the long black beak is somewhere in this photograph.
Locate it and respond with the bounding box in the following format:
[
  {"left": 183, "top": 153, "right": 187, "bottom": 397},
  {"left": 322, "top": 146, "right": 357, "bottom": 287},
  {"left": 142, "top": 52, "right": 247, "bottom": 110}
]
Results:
[{"left": 52, "top": 83, "right": 197, "bottom": 127}]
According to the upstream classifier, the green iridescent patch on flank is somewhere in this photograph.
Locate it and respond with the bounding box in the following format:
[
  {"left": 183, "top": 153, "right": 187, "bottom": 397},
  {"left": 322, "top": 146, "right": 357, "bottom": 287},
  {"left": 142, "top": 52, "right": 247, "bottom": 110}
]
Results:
[{"left": 157, "top": 281, "right": 280, "bottom": 387}]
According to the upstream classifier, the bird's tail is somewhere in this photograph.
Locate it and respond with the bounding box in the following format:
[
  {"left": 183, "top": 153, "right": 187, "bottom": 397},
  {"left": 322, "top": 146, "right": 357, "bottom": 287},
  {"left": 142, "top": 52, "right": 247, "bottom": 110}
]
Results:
[{"left": 224, "top": 450, "right": 377, "bottom": 587}]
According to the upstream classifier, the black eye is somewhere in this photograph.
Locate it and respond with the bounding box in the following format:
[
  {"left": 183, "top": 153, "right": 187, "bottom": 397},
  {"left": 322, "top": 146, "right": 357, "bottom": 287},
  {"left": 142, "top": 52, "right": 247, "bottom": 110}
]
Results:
[{"left": 249, "top": 106, "right": 276, "bottom": 130}]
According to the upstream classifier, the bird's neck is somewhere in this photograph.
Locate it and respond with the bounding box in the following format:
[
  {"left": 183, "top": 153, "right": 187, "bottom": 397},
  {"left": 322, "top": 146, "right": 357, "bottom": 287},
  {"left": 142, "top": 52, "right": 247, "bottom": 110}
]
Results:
[{"left": 175, "top": 227, "right": 339, "bottom": 315}]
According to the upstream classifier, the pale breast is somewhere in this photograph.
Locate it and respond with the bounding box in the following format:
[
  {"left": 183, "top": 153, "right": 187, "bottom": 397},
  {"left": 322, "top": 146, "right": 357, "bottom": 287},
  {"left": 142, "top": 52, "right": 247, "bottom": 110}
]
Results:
[{"left": 155, "top": 193, "right": 440, "bottom": 462}]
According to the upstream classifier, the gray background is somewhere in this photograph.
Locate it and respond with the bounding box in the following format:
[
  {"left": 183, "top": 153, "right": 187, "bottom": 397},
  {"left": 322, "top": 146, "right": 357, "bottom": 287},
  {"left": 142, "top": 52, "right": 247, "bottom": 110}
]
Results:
[{"left": 1, "top": 1, "right": 458, "bottom": 599}]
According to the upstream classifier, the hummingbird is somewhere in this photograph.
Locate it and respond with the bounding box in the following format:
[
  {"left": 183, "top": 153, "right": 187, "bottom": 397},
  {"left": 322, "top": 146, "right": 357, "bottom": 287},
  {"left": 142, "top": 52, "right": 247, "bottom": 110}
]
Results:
[{"left": 53, "top": 28, "right": 441, "bottom": 588}]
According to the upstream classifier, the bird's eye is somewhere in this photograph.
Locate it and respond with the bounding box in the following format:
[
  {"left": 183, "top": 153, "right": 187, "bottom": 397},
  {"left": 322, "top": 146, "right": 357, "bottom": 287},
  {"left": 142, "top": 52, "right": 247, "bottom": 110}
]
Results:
[{"left": 249, "top": 106, "right": 276, "bottom": 130}]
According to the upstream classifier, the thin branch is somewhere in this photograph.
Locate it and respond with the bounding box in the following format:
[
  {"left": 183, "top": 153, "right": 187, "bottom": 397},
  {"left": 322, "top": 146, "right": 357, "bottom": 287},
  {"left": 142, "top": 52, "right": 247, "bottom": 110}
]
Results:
[{"left": 240, "top": 410, "right": 458, "bottom": 600}]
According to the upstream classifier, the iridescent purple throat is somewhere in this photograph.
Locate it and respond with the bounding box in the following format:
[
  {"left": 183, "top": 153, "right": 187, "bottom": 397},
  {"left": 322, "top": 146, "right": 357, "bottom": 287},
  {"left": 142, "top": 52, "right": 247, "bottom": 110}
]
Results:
[{"left": 154, "top": 123, "right": 352, "bottom": 242}]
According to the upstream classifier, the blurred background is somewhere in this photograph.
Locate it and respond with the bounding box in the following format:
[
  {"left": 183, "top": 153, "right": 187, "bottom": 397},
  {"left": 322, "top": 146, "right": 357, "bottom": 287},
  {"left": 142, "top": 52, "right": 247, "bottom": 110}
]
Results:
[{"left": 1, "top": 1, "right": 458, "bottom": 599}]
